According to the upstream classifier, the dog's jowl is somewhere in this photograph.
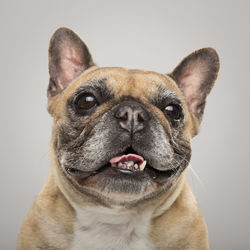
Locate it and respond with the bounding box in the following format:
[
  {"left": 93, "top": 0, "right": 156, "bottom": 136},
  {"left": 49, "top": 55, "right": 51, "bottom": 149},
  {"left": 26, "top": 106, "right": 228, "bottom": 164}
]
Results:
[{"left": 17, "top": 28, "right": 219, "bottom": 250}]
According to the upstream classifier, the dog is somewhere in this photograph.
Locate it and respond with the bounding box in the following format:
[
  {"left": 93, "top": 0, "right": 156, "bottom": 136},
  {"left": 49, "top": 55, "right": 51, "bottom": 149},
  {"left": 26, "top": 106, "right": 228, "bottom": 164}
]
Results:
[{"left": 17, "top": 27, "right": 219, "bottom": 250}]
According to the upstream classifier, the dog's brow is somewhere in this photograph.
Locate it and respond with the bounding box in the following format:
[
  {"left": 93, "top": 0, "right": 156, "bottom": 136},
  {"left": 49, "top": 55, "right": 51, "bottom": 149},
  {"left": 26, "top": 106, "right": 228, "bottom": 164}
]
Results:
[
  {"left": 79, "top": 78, "right": 107, "bottom": 91},
  {"left": 153, "top": 85, "right": 182, "bottom": 104},
  {"left": 74, "top": 78, "right": 112, "bottom": 97}
]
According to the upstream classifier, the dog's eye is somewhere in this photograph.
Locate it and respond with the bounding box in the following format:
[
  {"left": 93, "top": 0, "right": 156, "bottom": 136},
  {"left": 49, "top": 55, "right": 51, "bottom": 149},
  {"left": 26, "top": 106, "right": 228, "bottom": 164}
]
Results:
[
  {"left": 75, "top": 93, "right": 98, "bottom": 111},
  {"left": 165, "top": 104, "right": 182, "bottom": 120}
]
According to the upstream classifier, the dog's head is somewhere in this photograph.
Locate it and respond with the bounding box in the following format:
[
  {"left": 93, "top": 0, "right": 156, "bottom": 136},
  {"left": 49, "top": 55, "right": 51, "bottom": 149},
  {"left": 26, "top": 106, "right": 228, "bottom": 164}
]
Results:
[{"left": 47, "top": 28, "right": 219, "bottom": 206}]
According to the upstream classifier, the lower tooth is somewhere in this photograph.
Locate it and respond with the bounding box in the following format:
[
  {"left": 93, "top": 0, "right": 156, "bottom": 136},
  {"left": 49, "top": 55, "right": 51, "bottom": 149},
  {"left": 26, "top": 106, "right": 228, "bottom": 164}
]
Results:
[{"left": 140, "top": 160, "right": 147, "bottom": 171}]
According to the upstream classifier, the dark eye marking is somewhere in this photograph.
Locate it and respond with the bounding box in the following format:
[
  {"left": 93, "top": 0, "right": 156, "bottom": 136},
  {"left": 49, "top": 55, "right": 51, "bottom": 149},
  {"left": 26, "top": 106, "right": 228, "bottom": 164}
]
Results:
[
  {"left": 151, "top": 85, "right": 185, "bottom": 124},
  {"left": 67, "top": 79, "right": 113, "bottom": 117}
]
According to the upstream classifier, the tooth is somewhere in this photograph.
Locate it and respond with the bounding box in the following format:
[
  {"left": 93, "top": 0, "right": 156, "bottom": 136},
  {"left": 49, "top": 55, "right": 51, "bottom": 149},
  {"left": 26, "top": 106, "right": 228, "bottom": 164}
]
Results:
[
  {"left": 111, "top": 163, "right": 116, "bottom": 167},
  {"left": 134, "top": 163, "right": 139, "bottom": 169},
  {"left": 127, "top": 161, "right": 134, "bottom": 167},
  {"left": 139, "top": 160, "right": 147, "bottom": 171},
  {"left": 118, "top": 162, "right": 123, "bottom": 168}
]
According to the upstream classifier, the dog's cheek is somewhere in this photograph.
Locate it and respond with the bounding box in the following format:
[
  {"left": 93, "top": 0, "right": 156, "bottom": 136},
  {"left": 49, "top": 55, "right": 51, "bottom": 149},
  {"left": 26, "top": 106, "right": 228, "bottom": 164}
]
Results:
[
  {"left": 52, "top": 123, "right": 83, "bottom": 168},
  {"left": 54, "top": 110, "right": 128, "bottom": 171},
  {"left": 74, "top": 116, "right": 130, "bottom": 167},
  {"left": 149, "top": 115, "right": 191, "bottom": 171},
  {"left": 145, "top": 122, "right": 174, "bottom": 169}
]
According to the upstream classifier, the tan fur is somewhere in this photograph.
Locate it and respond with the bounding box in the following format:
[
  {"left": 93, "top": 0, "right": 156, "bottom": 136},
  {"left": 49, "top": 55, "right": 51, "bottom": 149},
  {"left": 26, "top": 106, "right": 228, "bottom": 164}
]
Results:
[
  {"left": 18, "top": 67, "right": 210, "bottom": 249},
  {"left": 150, "top": 181, "right": 209, "bottom": 249}
]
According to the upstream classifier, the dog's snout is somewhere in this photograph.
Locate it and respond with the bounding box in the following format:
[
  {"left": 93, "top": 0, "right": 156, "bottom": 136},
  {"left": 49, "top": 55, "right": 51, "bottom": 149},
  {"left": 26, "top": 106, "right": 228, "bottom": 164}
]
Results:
[{"left": 115, "top": 103, "right": 149, "bottom": 134}]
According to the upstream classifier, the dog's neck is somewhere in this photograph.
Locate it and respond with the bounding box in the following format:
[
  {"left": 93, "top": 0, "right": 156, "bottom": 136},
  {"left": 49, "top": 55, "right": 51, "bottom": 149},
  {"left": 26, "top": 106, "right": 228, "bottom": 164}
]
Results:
[
  {"left": 69, "top": 174, "right": 186, "bottom": 250},
  {"left": 43, "top": 173, "right": 151, "bottom": 249},
  {"left": 71, "top": 205, "right": 153, "bottom": 250}
]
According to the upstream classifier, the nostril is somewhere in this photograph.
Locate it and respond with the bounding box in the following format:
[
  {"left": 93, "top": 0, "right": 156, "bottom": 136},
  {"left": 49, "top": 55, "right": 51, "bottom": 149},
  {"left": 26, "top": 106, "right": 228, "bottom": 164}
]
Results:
[
  {"left": 115, "top": 106, "right": 132, "bottom": 121},
  {"left": 137, "top": 113, "right": 145, "bottom": 123},
  {"left": 119, "top": 111, "right": 128, "bottom": 121},
  {"left": 115, "top": 104, "right": 149, "bottom": 133}
]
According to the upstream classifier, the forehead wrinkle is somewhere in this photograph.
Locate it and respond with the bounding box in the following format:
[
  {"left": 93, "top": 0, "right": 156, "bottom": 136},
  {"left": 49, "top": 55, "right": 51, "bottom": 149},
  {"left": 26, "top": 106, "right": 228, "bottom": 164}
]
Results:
[
  {"left": 103, "top": 72, "right": 141, "bottom": 98},
  {"left": 73, "top": 78, "right": 108, "bottom": 94},
  {"left": 155, "top": 85, "right": 183, "bottom": 103},
  {"left": 129, "top": 71, "right": 179, "bottom": 96},
  {"left": 108, "top": 70, "right": 163, "bottom": 99}
]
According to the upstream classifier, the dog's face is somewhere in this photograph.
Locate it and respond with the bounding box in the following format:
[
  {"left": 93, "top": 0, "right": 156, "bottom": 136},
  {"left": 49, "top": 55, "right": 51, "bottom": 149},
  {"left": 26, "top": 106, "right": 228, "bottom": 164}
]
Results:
[{"left": 47, "top": 28, "right": 219, "bottom": 206}]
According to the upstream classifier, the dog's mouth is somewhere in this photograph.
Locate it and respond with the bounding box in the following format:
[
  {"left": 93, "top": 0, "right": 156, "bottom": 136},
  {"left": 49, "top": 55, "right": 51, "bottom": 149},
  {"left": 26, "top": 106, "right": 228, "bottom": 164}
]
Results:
[{"left": 64, "top": 147, "right": 181, "bottom": 184}]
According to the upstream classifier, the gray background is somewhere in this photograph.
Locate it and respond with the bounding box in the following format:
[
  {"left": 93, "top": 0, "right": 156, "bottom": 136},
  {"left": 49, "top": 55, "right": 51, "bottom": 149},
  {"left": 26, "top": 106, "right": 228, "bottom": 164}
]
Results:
[{"left": 0, "top": 0, "right": 249, "bottom": 249}]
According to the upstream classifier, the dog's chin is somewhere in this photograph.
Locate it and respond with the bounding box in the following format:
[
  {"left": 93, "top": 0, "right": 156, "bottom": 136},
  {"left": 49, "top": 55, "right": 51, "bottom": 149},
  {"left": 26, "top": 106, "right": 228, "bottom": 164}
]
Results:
[{"left": 61, "top": 149, "right": 185, "bottom": 205}]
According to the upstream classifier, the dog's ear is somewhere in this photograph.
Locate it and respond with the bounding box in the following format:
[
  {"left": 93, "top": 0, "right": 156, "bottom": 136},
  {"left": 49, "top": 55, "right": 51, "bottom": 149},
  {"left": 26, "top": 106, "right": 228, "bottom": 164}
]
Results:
[
  {"left": 169, "top": 48, "right": 219, "bottom": 122},
  {"left": 48, "top": 27, "right": 95, "bottom": 97}
]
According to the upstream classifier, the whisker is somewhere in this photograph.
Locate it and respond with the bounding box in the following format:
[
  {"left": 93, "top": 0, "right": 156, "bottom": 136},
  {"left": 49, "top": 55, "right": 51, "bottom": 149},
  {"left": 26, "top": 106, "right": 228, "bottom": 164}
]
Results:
[
  {"left": 188, "top": 165, "right": 205, "bottom": 189},
  {"left": 171, "top": 147, "right": 205, "bottom": 189}
]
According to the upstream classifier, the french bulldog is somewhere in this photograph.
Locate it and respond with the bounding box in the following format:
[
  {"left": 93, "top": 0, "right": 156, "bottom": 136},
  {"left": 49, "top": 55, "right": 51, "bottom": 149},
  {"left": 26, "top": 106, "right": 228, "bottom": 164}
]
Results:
[{"left": 17, "top": 27, "right": 219, "bottom": 250}]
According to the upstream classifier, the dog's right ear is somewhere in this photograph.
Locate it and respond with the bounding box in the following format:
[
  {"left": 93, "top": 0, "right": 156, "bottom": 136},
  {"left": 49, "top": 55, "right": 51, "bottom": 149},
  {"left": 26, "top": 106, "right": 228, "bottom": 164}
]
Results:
[{"left": 48, "top": 27, "right": 95, "bottom": 98}]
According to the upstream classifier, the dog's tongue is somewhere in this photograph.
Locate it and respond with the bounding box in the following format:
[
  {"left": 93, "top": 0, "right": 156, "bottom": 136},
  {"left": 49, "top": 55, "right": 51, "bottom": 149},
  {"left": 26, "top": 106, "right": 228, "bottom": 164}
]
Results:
[{"left": 110, "top": 154, "right": 144, "bottom": 164}]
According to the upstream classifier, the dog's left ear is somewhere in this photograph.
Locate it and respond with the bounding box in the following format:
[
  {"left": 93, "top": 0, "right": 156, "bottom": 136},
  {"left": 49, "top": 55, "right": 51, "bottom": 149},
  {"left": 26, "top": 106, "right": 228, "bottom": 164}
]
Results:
[
  {"left": 169, "top": 48, "right": 219, "bottom": 122},
  {"left": 48, "top": 27, "right": 95, "bottom": 98}
]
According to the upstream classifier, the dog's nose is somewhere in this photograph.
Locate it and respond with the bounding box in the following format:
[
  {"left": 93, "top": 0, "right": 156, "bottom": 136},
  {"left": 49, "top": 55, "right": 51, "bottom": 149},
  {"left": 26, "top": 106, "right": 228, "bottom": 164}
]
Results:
[{"left": 115, "top": 103, "right": 149, "bottom": 134}]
